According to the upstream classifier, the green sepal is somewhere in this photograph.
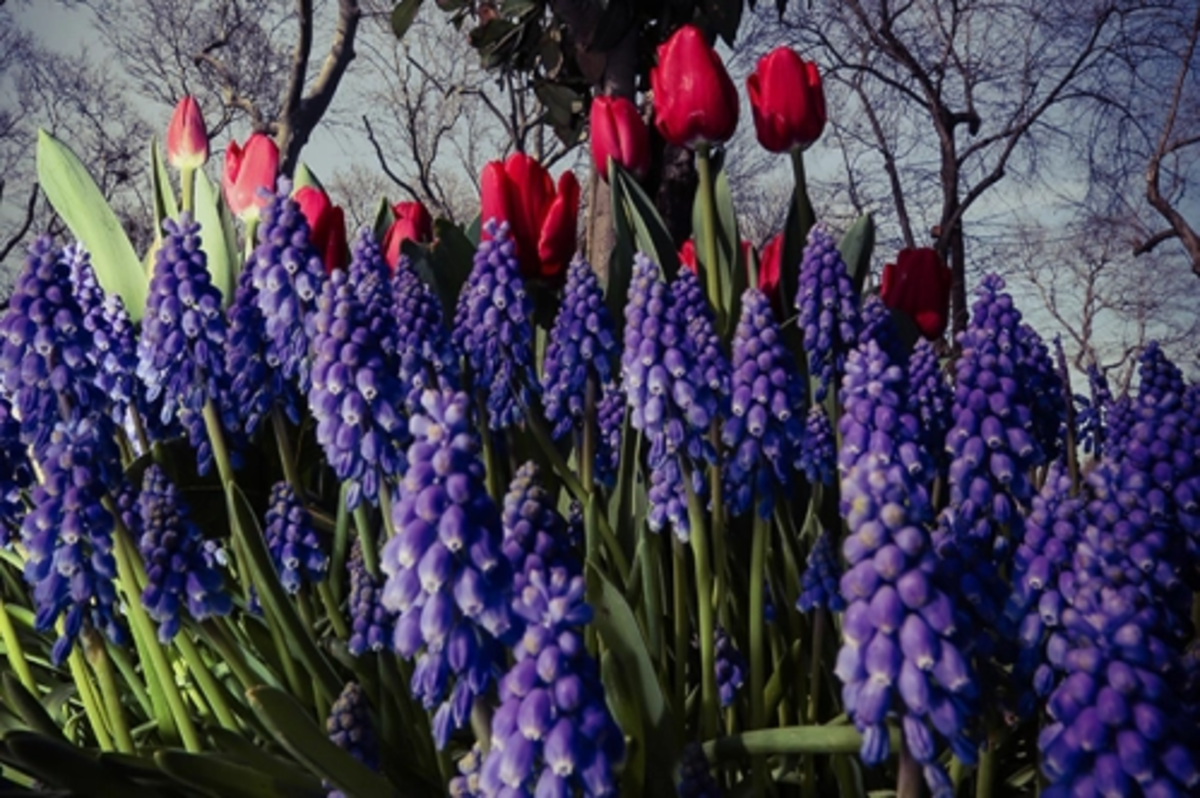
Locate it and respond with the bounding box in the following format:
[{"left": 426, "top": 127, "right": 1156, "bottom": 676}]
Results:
[
  {"left": 194, "top": 168, "right": 239, "bottom": 306},
  {"left": 372, "top": 196, "right": 395, "bottom": 243},
  {"left": 149, "top": 137, "right": 178, "bottom": 238},
  {"left": 837, "top": 213, "right": 875, "bottom": 299},
  {"left": 248, "top": 686, "right": 399, "bottom": 797},
  {"left": 36, "top": 129, "right": 146, "bottom": 320},
  {"left": 0, "top": 673, "right": 66, "bottom": 742}
]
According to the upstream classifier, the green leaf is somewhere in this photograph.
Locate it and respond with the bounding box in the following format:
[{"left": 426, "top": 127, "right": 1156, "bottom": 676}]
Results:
[
  {"left": 372, "top": 196, "right": 395, "bottom": 243},
  {"left": 248, "top": 686, "right": 400, "bottom": 797},
  {"left": 586, "top": 562, "right": 678, "bottom": 796},
  {"left": 194, "top": 168, "right": 238, "bottom": 306},
  {"left": 158, "top": 749, "right": 324, "bottom": 798},
  {"left": 838, "top": 213, "right": 875, "bottom": 299},
  {"left": 613, "top": 165, "right": 679, "bottom": 279},
  {"left": 37, "top": 129, "right": 146, "bottom": 320},
  {"left": 292, "top": 162, "right": 324, "bottom": 193},
  {"left": 1, "top": 673, "right": 67, "bottom": 741},
  {"left": 403, "top": 218, "right": 475, "bottom": 325},
  {"left": 148, "top": 137, "right": 178, "bottom": 238},
  {"left": 601, "top": 651, "right": 645, "bottom": 798},
  {"left": 390, "top": 0, "right": 424, "bottom": 40},
  {"left": 2, "top": 731, "right": 159, "bottom": 798}
]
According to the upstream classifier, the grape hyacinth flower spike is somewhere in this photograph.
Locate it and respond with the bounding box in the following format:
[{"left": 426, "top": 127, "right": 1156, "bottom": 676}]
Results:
[
  {"left": 392, "top": 262, "right": 458, "bottom": 409},
  {"left": 452, "top": 220, "right": 539, "bottom": 431},
  {"left": 138, "top": 465, "right": 232, "bottom": 642},
  {"left": 837, "top": 339, "right": 979, "bottom": 796},
  {"left": 347, "top": 537, "right": 393, "bottom": 657},
  {"left": 263, "top": 481, "right": 328, "bottom": 594},
  {"left": 906, "top": 339, "right": 952, "bottom": 464},
  {"left": 795, "top": 224, "right": 860, "bottom": 402},
  {"left": 797, "top": 529, "right": 846, "bottom": 613},
  {"left": 326, "top": 681, "right": 381, "bottom": 798},
  {"left": 501, "top": 462, "right": 577, "bottom": 579},
  {"left": 798, "top": 404, "right": 836, "bottom": 486},
  {"left": 380, "top": 389, "right": 512, "bottom": 748}
]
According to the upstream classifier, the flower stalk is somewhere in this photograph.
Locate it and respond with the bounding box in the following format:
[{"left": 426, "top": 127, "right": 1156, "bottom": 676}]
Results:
[{"left": 695, "top": 144, "right": 725, "bottom": 332}]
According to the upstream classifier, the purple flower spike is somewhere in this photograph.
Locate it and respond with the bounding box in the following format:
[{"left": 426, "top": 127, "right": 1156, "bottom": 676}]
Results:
[
  {"left": 798, "top": 404, "right": 836, "bottom": 486},
  {"left": 712, "top": 626, "right": 747, "bottom": 708},
  {"left": 795, "top": 224, "right": 860, "bottom": 402},
  {"left": 722, "top": 288, "right": 805, "bottom": 517},
  {"left": 502, "top": 462, "right": 578, "bottom": 582},
  {"left": 907, "top": 339, "right": 951, "bottom": 463},
  {"left": 347, "top": 537, "right": 393, "bottom": 657},
  {"left": 380, "top": 389, "right": 511, "bottom": 748},
  {"left": 798, "top": 530, "right": 846, "bottom": 612},
  {"left": 452, "top": 221, "right": 539, "bottom": 431},
  {"left": 263, "top": 481, "right": 328, "bottom": 594},
  {"left": 392, "top": 264, "right": 458, "bottom": 410},
  {"left": 836, "top": 338, "right": 979, "bottom": 791},
  {"left": 325, "top": 681, "right": 380, "bottom": 798}
]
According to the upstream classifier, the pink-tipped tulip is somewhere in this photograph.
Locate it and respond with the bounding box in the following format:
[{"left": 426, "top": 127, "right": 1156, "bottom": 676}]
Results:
[
  {"left": 222, "top": 133, "right": 279, "bottom": 218},
  {"left": 166, "top": 96, "right": 209, "bottom": 170}
]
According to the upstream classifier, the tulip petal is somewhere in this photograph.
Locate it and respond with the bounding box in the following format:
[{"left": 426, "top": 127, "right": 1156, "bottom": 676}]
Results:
[{"left": 537, "top": 171, "right": 580, "bottom": 282}]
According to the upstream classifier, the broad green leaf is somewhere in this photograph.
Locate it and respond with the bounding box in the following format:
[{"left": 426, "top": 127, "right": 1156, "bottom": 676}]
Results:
[
  {"left": 601, "top": 651, "right": 645, "bottom": 798},
  {"left": 586, "top": 562, "right": 677, "bottom": 796},
  {"left": 390, "top": 0, "right": 424, "bottom": 40},
  {"left": 194, "top": 168, "right": 237, "bottom": 305},
  {"left": 887, "top": 306, "right": 921, "bottom": 357},
  {"left": 148, "top": 137, "right": 177, "bottom": 239},
  {"left": 605, "top": 159, "right": 636, "bottom": 339},
  {"left": 372, "top": 196, "right": 394, "bottom": 243},
  {"left": 838, "top": 213, "right": 875, "bottom": 299},
  {"left": 157, "top": 750, "right": 323, "bottom": 798},
  {"left": 403, "top": 218, "right": 474, "bottom": 325},
  {"left": 1, "top": 673, "right": 67, "bottom": 741},
  {"left": 292, "top": 162, "right": 325, "bottom": 193},
  {"left": 690, "top": 152, "right": 739, "bottom": 330},
  {"left": 3, "top": 731, "right": 159, "bottom": 798},
  {"left": 37, "top": 129, "right": 145, "bottom": 320},
  {"left": 249, "top": 686, "right": 400, "bottom": 797},
  {"left": 614, "top": 166, "right": 679, "bottom": 278}
]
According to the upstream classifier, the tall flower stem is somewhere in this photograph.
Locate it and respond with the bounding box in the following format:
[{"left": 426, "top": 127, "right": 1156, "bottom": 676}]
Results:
[
  {"left": 174, "top": 633, "right": 239, "bottom": 731},
  {"left": 318, "top": 581, "right": 350, "bottom": 640},
  {"left": 641, "top": 523, "right": 664, "bottom": 673},
  {"left": 83, "top": 630, "right": 135, "bottom": 753},
  {"left": 748, "top": 507, "right": 770, "bottom": 792},
  {"left": 685, "top": 477, "right": 718, "bottom": 741},
  {"left": 790, "top": 149, "right": 815, "bottom": 244},
  {"left": 202, "top": 619, "right": 263, "bottom": 693},
  {"left": 977, "top": 727, "right": 998, "bottom": 798},
  {"left": 181, "top": 166, "right": 196, "bottom": 216},
  {"left": 202, "top": 399, "right": 237, "bottom": 491},
  {"left": 107, "top": 643, "right": 153, "bottom": 718},
  {"left": 694, "top": 144, "right": 726, "bottom": 332},
  {"left": 271, "top": 407, "right": 302, "bottom": 493},
  {"left": 67, "top": 646, "right": 114, "bottom": 751},
  {"left": 672, "top": 536, "right": 689, "bottom": 743},
  {"left": 353, "top": 504, "right": 381, "bottom": 579},
  {"left": 0, "top": 598, "right": 35, "bottom": 694},
  {"left": 806, "top": 608, "right": 827, "bottom": 725},
  {"left": 707, "top": 423, "right": 727, "bottom": 629}
]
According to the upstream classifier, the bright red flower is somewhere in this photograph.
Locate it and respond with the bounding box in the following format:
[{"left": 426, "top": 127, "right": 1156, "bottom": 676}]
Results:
[
  {"left": 222, "top": 133, "right": 279, "bottom": 218},
  {"left": 166, "top": 96, "right": 208, "bottom": 170},
  {"left": 590, "top": 95, "right": 651, "bottom": 181},
  {"left": 679, "top": 239, "right": 699, "bottom": 274},
  {"left": 880, "top": 247, "right": 953, "bottom": 340},
  {"left": 747, "top": 47, "right": 826, "bottom": 153},
  {"left": 650, "top": 25, "right": 739, "bottom": 149},
  {"left": 294, "top": 186, "right": 348, "bottom": 273},
  {"left": 480, "top": 153, "right": 580, "bottom": 283},
  {"left": 382, "top": 201, "right": 434, "bottom": 271},
  {"left": 758, "top": 233, "right": 785, "bottom": 317}
]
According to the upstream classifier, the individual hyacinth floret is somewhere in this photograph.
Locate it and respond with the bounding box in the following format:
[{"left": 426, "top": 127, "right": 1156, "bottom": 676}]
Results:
[
  {"left": 20, "top": 417, "right": 125, "bottom": 664},
  {"left": 478, "top": 562, "right": 624, "bottom": 796},
  {"left": 392, "top": 262, "right": 458, "bottom": 409},
  {"left": 452, "top": 220, "right": 539, "bottom": 431},
  {"left": 722, "top": 288, "right": 804, "bottom": 518},
  {"left": 138, "top": 465, "right": 232, "bottom": 643},
  {"left": 797, "top": 529, "right": 846, "bottom": 613},
  {"left": 248, "top": 184, "right": 326, "bottom": 393},
  {"left": 836, "top": 339, "right": 979, "bottom": 797},
  {"left": 263, "top": 481, "right": 328, "bottom": 594},
  {"left": 542, "top": 255, "right": 620, "bottom": 440},
  {"left": 346, "top": 537, "right": 393, "bottom": 657},
  {"left": 326, "top": 681, "right": 380, "bottom": 793},
  {"left": 308, "top": 266, "right": 409, "bottom": 511},
  {"left": 380, "top": 389, "right": 512, "bottom": 748},
  {"left": 798, "top": 404, "right": 836, "bottom": 487},
  {"left": 136, "top": 214, "right": 232, "bottom": 475},
  {"left": 0, "top": 237, "right": 110, "bottom": 453},
  {"left": 795, "top": 224, "right": 860, "bottom": 402}
]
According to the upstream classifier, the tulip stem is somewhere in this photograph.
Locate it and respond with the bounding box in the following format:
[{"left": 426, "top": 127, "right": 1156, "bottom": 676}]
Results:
[
  {"left": 353, "top": 504, "right": 381, "bottom": 580},
  {"left": 749, "top": 507, "right": 770, "bottom": 792},
  {"left": 0, "top": 598, "right": 36, "bottom": 695},
  {"left": 694, "top": 144, "right": 726, "bottom": 332},
  {"left": 685, "top": 477, "right": 718, "bottom": 741},
  {"left": 181, "top": 166, "right": 195, "bottom": 216},
  {"left": 790, "top": 149, "right": 816, "bottom": 245},
  {"left": 707, "top": 422, "right": 728, "bottom": 629},
  {"left": 67, "top": 644, "right": 114, "bottom": 751},
  {"left": 672, "top": 536, "right": 689, "bottom": 741}
]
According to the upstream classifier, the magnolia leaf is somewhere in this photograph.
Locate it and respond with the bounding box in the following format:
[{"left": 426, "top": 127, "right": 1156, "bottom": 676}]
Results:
[
  {"left": 194, "top": 167, "right": 237, "bottom": 306},
  {"left": 148, "top": 137, "right": 177, "bottom": 238},
  {"left": 390, "top": 0, "right": 424, "bottom": 40},
  {"left": 838, "top": 213, "right": 875, "bottom": 299},
  {"left": 37, "top": 129, "right": 146, "bottom": 320},
  {"left": 248, "top": 686, "right": 399, "bottom": 797}
]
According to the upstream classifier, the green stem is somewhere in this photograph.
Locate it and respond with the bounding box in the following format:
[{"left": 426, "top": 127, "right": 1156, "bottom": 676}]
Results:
[
  {"left": 111, "top": 510, "right": 202, "bottom": 752},
  {"left": 703, "top": 725, "right": 898, "bottom": 760},
  {"left": 318, "top": 580, "right": 350, "bottom": 641},
  {"left": 68, "top": 646, "right": 113, "bottom": 751},
  {"left": 0, "top": 597, "right": 36, "bottom": 694},
  {"left": 685, "top": 479, "right": 718, "bottom": 741},
  {"left": 174, "top": 633, "right": 239, "bottom": 732},
  {"left": 749, "top": 509, "right": 770, "bottom": 791},
  {"left": 181, "top": 166, "right": 195, "bottom": 216},
  {"left": 808, "top": 608, "right": 828, "bottom": 725},
  {"left": 271, "top": 407, "right": 302, "bottom": 492},
  {"left": 202, "top": 399, "right": 237, "bottom": 490},
  {"left": 977, "top": 729, "right": 997, "bottom": 798},
  {"left": 378, "top": 478, "right": 397, "bottom": 540},
  {"left": 330, "top": 484, "right": 351, "bottom": 600},
  {"left": 641, "top": 524, "right": 664, "bottom": 678},
  {"left": 790, "top": 149, "right": 816, "bottom": 244},
  {"left": 107, "top": 643, "right": 153, "bottom": 719},
  {"left": 672, "top": 537, "right": 688, "bottom": 742},
  {"left": 203, "top": 619, "right": 263, "bottom": 693},
  {"left": 83, "top": 629, "right": 134, "bottom": 753},
  {"left": 695, "top": 144, "right": 726, "bottom": 332},
  {"left": 353, "top": 504, "right": 381, "bottom": 579},
  {"left": 243, "top": 217, "right": 260, "bottom": 265},
  {"left": 707, "top": 424, "right": 727, "bottom": 629}
]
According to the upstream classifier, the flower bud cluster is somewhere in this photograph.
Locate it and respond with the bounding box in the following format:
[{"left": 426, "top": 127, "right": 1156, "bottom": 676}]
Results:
[
  {"left": 858, "top": 294, "right": 904, "bottom": 369},
  {"left": 392, "top": 264, "right": 458, "bottom": 409},
  {"left": 543, "top": 256, "right": 619, "bottom": 440},
  {"left": 20, "top": 417, "right": 125, "bottom": 664},
  {"left": 308, "top": 266, "right": 409, "bottom": 510},
  {"left": 674, "top": 267, "right": 730, "bottom": 405},
  {"left": 906, "top": 339, "right": 951, "bottom": 462},
  {"left": 138, "top": 465, "right": 232, "bottom": 642},
  {"left": 348, "top": 229, "right": 401, "bottom": 357},
  {"left": 594, "top": 384, "right": 624, "bottom": 489},
  {"left": 713, "top": 625, "right": 747, "bottom": 708},
  {"left": 380, "top": 389, "right": 512, "bottom": 748},
  {"left": 452, "top": 221, "right": 539, "bottom": 431},
  {"left": 326, "top": 681, "right": 380, "bottom": 798},
  {"left": 1016, "top": 324, "right": 1066, "bottom": 461},
  {"left": 1075, "top": 364, "right": 1112, "bottom": 456},
  {"left": 836, "top": 339, "right": 979, "bottom": 795},
  {"left": 722, "top": 288, "right": 805, "bottom": 518},
  {"left": 225, "top": 263, "right": 301, "bottom": 436},
  {"left": 264, "top": 481, "right": 328, "bottom": 594},
  {"left": 347, "top": 538, "right": 392, "bottom": 657},
  {"left": 795, "top": 225, "right": 859, "bottom": 402},
  {"left": 797, "top": 529, "right": 846, "bottom": 613},
  {"left": 501, "top": 462, "right": 578, "bottom": 581},
  {"left": 798, "top": 405, "right": 835, "bottom": 486}
]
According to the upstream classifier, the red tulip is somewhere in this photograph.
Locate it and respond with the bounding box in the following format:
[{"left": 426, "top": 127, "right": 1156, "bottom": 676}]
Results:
[
  {"left": 880, "top": 248, "right": 953, "bottom": 340},
  {"left": 679, "top": 239, "right": 699, "bottom": 274},
  {"left": 747, "top": 47, "right": 826, "bottom": 153},
  {"left": 758, "top": 233, "right": 785, "bottom": 317},
  {"left": 222, "top": 133, "right": 279, "bottom": 218},
  {"left": 650, "top": 25, "right": 739, "bottom": 149},
  {"left": 382, "top": 201, "right": 434, "bottom": 271},
  {"left": 294, "top": 186, "right": 348, "bottom": 273},
  {"left": 590, "top": 95, "right": 650, "bottom": 181},
  {"left": 480, "top": 153, "right": 580, "bottom": 283},
  {"left": 166, "top": 96, "right": 209, "bottom": 170}
]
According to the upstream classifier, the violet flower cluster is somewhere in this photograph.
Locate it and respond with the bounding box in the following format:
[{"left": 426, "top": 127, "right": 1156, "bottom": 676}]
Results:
[
  {"left": 906, "top": 339, "right": 952, "bottom": 463},
  {"left": 1016, "top": 324, "right": 1066, "bottom": 461},
  {"left": 798, "top": 405, "right": 835, "bottom": 487},
  {"left": 501, "top": 462, "right": 578, "bottom": 580},
  {"left": 347, "top": 538, "right": 392, "bottom": 657},
  {"left": 452, "top": 221, "right": 538, "bottom": 431},
  {"left": 722, "top": 288, "right": 805, "bottom": 519},
  {"left": 713, "top": 625, "right": 747, "bottom": 708},
  {"left": 380, "top": 389, "right": 511, "bottom": 748},
  {"left": 138, "top": 465, "right": 232, "bottom": 642},
  {"left": 326, "top": 681, "right": 380, "bottom": 798},
  {"left": 1074, "top": 364, "right": 1112, "bottom": 456},
  {"left": 836, "top": 339, "right": 979, "bottom": 797},
  {"left": 795, "top": 225, "right": 860, "bottom": 402},
  {"left": 797, "top": 529, "right": 846, "bottom": 613},
  {"left": 263, "top": 481, "right": 328, "bottom": 594},
  {"left": 392, "top": 264, "right": 458, "bottom": 409}
]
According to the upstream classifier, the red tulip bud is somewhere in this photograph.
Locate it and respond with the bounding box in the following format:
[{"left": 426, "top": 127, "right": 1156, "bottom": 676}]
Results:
[
  {"left": 880, "top": 248, "right": 952, "bottom": 340},
  {"left": 679, "top": 239, "right": 698, "bottom": 274},
  {"left": 480, "top": 153, "right": 579, "bottom": 284},
  {"left": 294, "top": 186, "right": 348, "bottom": 273},
  {"left": 590, "top": 95, "right": 650, "bottom": 181},
  {"left": 222, "top": 133, "right": 279, "bottom": 218},
  {"left": 650, "top": 25, "right": 739, "bottom": 149},
  {"left": 758, "top": 233, "right": 785, "bottom": 318},
  {"left": 382, "top": 201, "right": 434, "bottom": 272},
  {"left": 166, "top": 96, "right": 209, "bottom": 170},
  {"left": 747, "top": 47, "right": 826, "bottom": 153}
]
